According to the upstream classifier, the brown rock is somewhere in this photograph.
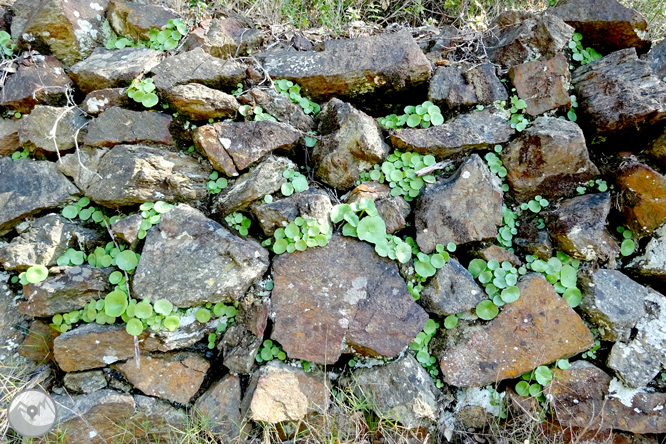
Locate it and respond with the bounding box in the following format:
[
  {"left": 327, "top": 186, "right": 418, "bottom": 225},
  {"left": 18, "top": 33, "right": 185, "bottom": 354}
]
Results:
[
  {"left": 219, "top": 325, "right": 262, "bottom": 374},
  {"left": 19, "top": 320, "right": 58, "bottom": 363},
  {"left": 192, "top": 374, "right": 244, "bottom": 438},
  {"left": 0, "top": 118, "right": 21, "bottom": 156},
  {"left": 84, "top": 107, "right": 173, "bottom": 147},
  {"left": 615, "top": 161, "right": 666, "bottom": 237},
  {"left": 166, "top": 83, "right": 239, "bottom": 121},
  {"left": 110, "top": 213, "right": 143, "bottom": 245},
  {"left": 192, "top": 124, "right": 238, "bottom": 177},
  {"left": 81, "top": 88, "right": 130, "bottom": 115},
  {"left": 19, "top": 106, "right": 87, "bottom": 154},
  {"left": 238, "top": 88, "right": 315, "bottom": 132},
  {"left": 250, "top": 188, "right": 333, "bottom": 237},
  {"left": 345, "top": 181, "right": 391, "bottom": 202},
  {"left": 182, "top": 17, "right": 263, "bottom": 59},
  {"left": 107, "top": 0, "right": 180, "bottom": 41},
  {"left": 440, "top": 273, "right": 594, "bottom": 387},
  {"left": 428, "top": 63, "right": 507, "bottom": 108},
  {"left": 376, "top": 197, "right": 410, "bottom": 234},
  {"left": 478, "top": 245, "right": 522, "bottom": 266},
  {"left": 509, "top": 53, "right": 571, "bottom": 116}
]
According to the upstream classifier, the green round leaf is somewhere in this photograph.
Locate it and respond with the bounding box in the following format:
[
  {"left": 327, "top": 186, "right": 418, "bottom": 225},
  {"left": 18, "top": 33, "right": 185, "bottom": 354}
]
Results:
[
  {"left": 395, "top": 243, "right": 412, "bottom": 263},
  {"left": 468, "top": 259, "right": 487, "bottom": 278},
  {"left": 414, "top": 260, "right": 436, "bottom": 278},
  {"left": 292, "top": 176, "right": 308, "bottom": 193},
  {"left": 621, "top": 239, "right": 635, "bottom": 256},
  {"left": 25, "top": 265, "right": 48, "bottom": 284},
  {"left": 281, "top": 182, "right": 294, "bottom": 196},
  {"left": 430, "top": 113, "right": 444, "bottom": 126},
  {"left": 154, "top": 299, "right": 172, "bottom": 316},
  {"left": 534, "top": 366, "right": 553, "bottom": 386},
  {"left": 356, "top": 216, "right": 387, "bottom": 245},
  {"left": 104, "top": 291, "right": 128, "bottom": 317},
  {"left": 515, "top": 381, "right": 530, "bottom": 397},
  {"left": 154, "top": 201, "right": 170, "bottom": 213},
  {"left": 164, "top": 315, "right": 180, "bottom": 331},
  {"left": 196, "top": 308, "right": 211, "bottom": 323},
  {"left": 562, "top": 287, "right": 582, "bottom": 307},
  {"left": 560, "top": 265, "right": 577, "bottom": 288},
  {"left": 126, "top": 318, "right": 144, "bottom": 336},
  {"left": 444, "top": 314, "right": 458, "bottom": 329},
  {"left": 500, "top": 286, "right": 520, "bottom": 303},
  {"left": 62, "top": 205, "right": 79, "bottom": 219},
  {"left": 135, "top": 302, "right": 153, "bottom": 319},
  {"left": 406, "top": 114, "right": 421, "bottom": 128},
  {"left": 476, "top": 300, "right": 499, "bottom": 320},
  {"left": 116, "top": 250, "right": 139, "bottom": 271},
  {"left": 141, "top": 93, "right": 159, "bottom": 108},
  {"left": 109, "top": 271, "right": 123, "bottom": 285}
]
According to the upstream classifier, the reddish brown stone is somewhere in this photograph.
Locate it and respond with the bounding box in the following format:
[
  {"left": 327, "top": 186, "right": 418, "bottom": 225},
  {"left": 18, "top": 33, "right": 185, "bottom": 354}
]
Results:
[
  {"left": 192, "top": 124, "right": 238, "bottom": 177},
  {"left": 478, "top": 245, "right": 522, "bottom": 266},
  {"left": 616, "top": 161, "right": 666, "bottom": 237},
  {"left": 81, "top": 88, "right": 130, "bottom": 115},
  {"left": 19, "top": 320, "right": 58, "bottom": 363},
  {"left": 0, "top": 118, "right": 21, "bottom": 156},
  {"left": 509, "top": 53, "right": 571, "bottom": 116}
]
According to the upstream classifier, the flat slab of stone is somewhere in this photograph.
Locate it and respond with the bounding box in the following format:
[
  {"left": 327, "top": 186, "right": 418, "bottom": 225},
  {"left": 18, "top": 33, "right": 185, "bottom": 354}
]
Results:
[
  {"left": 615, "top": 161, "right": 666, "bottom": 237},
  {"left": 509, "top": 53, "right": 571, "bottom": 116},
  {"left": 428, "top": 63, "right": 507, "bottom": 108},
  {"left": 166, "top": 83, "right": 240, "bottom": 121},
  {"left": 19, "top": 106, "right": 87, "bottom": 154},
  {"left": 421, "top": 258, "right": 485, "bottom": 316},
  {"left": 83, "top": 107, "right": 173, "bottom": 147}
]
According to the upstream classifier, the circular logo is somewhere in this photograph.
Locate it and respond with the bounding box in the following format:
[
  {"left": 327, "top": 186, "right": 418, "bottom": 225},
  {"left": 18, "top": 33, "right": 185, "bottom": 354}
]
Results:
[{"left": 7, "top": 388, "right": 57, "bottom": 438}]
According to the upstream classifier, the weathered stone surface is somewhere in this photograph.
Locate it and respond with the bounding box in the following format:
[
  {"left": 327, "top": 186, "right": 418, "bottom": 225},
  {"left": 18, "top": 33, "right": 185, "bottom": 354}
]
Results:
[
  {"left": 347, "top": 354, "right": 439, "bottom": 428},
  {"left": 514, "top": 228, "right": 553, "bottom": 261},
  {"left": 133, "top": 204, "right": 269, "bottom": 307},
  {"left": 509, "top": 53, "right": 571, "bottom": 116},
  {"left": 376, "top": 196, "right": 410, "bottom": 234},
  {"left": 81, "top": 88, "right": 130, "bottom": 115},
  {"left": 167, "top": 83, "right": 239, "bottom": 121},
  {"left": 502, "top": 116, "right": 598, "bottom": 201},
  {"left": 219, "top": 324, "right": 262, "bottom": 374},
  {"left": 627, "top": 224, "right": 666, "bottom": 283},
  {"left": 0, "top": 158, "right": 79, "bottom": 235},
  {"left": 64, "top": 370, "right": 107, "bottom": 394},
  {"left": 193, "top": 374, "right": 244, "bottom": 439},
  {"left": 0, "top": 118, "right": 21, "bottom": 156},
  {"left": 238, "top": 88, "right": 315, "bottom": 132},
  {"left": 19, "top": 106, "right": 87, "bottom": 154},
  {"left": 547, "top": 193, "right": 620, "bottom": 263},
  {"left": 11, "top": 0, "right": 108, "bottom": 66},
  {"left": 19, "top": 266, "right": 113, "bottom": 317},
  {"left": 646, "top": 128, "right": 666, "bottom": 168},
  {"left": 69, "top": 47, "right": 163, "bottom": 94},
  {"left": 53, "top": 390, "right": 135, "bottom": 444},
  {"left": 0, "top": 56, "right": 71, "bottom": 114},
  {"left": 549, "top": 0, "right": 650, "bottom": 54},
  {"left": 454, "top": 387, "right": 503, "bottom": 428},
  {"left": 213, "top": 155, "right": 296, "bottom": 215},
  {"left": 183, "top": 17, "right": 263, "bottom": 59},
  {"left": 615, "top": 161, "right": 666, "bottom": 237},
  {"left": 150, "top": 47, "right": 246, "bottom": 91},
  {"left": 0, "top": 272, "right": 28, "bottom": 358},
  {"left": 107, "top": 0, "right": 179, "bottom": 41},
  {"left": 0, "top": 214, "right": 102, "bottom": 270},
  {"left": 57, "top": 145, "right": 209, "bottom": 208},
  {"left": 242, "top": 361, "right": 329, "bottom": 423},
  {"left": 115, "top": 352, "right": 209, "bottom": 404},
  {"left": 648, "top": 39, "right": 666, "bottom": 80},
  {"left": 390, "top": 109, "right": 514, "bottom": 158},
  {"left": 421, "top": 258, "right": 485, "bottom": 316},
  {"left": 84, "top": 107, "right": 173, "bottom": 147},
  {"left": 262, "top": 30, "right": 431, "bottom": 102},
  {"left": 478, "top": 245, "right": 522, "bottom": 266},
  {"left": 440, "top": 273, "right": 594, "bottom": 387},
  {"left": 250, "top": 188, "right": 332, "bottom": 236},
  {"left": 428, "top": 64, "right": 507, "bottom": 108},
  {"left": 572, "top": 48, "right": 666, "bottom": 138},
  {"left": 272, "top": 234, "right": 428, "bottom": 364},
  {"left": 415, "top": 154, "right": 503, "bottom": 253},
  {"left": 19, "top": 319, "right": 58, "bottom": 363},
  {"left": 579, "top": 269, "right": 648, "bottom": 342},
  {"left": 110, "top": 213, "right": 143, "bottom": 245},
  {"left": 129, "top": 395, "right": 187, "bottom": 438}
]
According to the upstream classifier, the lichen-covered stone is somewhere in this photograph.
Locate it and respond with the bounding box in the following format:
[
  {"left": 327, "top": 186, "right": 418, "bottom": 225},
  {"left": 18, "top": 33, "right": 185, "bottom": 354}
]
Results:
[
  {"left": 107, "top": 0, "right": 179, "bottom": 41},
  {"left": 166, "top": 83, "right": 239, "bottom": 121},
  {"left": 63, "top": 370, "right": 107, "bottom": 394},
  {"left": 627, "top": 224, "right": 666, "bottom": 283},
  {"left": 428, "top": 63, "right": 507, "bottom": 108},
  {"left": 250, "top": 188, "right": 333, "bottom": 236},
  {"left": 0, "top": 56, "right": 71, "bottom": 113},
  {"left": 19, "top": 106, "right": 87, "bottom": 154},
  {"left": 84, "top": 107, "right": 173, "bottom": 147},
  {"left": 509, "top": 53, "right": 571, "bottom": 116},
  {"left": 81, "top": 88, "right": 130, "bottom": 115},
  {"left": 192, "top": 374, "right": 244, "bottom": 439}
]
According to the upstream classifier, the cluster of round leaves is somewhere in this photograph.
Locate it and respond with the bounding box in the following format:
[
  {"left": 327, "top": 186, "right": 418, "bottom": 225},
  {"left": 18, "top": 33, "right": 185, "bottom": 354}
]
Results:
[
  {"left": 378, "top": 101, "right": 445, "bottom": 129},
  {"left": 616, "top": 226, "right": 636, "bottom": 257},
  {"left": 13, "top": 264, "right": 49, "bottom": 286},
  {"left": 515, "top": 361, "right": 569, "bottom": 401},
  {"left": 138, "top": 201, "right": 173, "bottom": 239},
  {"left": 331, "top": 198, "right": 392, "bottom": 252},
  {"left": 525, "top": 252, "right": 582, "bottom": 307},
  {"left": 563, "top": 94, "right": 579, "bottom": 122},
  {"left": 239, "top": 105, "right": 278, "bottom": 122},
  {"left": 11, "top": 149, "right": 29, "bottom": 161},
  {"left": 274, "top": 80, "right": 320, "bottom": 116},
  {"left": 256, "top": 339, "right": 287, "bottom": 363},
  {"left": 108, "top": 19, "right": 188, "bottom": 51},
  {"left": 207, "top": 171, "right": 229, "bottom": 194},
  {"left": 281, "top": 169, "right": 309, "bottom": 196},
  {"left": 497, "top": 205, "right": 519, "bottom": 251},
  {"left": 409, "top": 319, "right": 444, "bottom": 389},
  {"left": 521, "top": 195, "right": 549, "bottom": 213},
  {"left": 359, "top": 151, "right": 437, "bottom": 202},
  {"left": 506, "top": 94, "right": 529, "bottom": 132},
  {"left": 0, "top": 30, "right": 15, "bottom": 56},
  {"left": 568, "top": 33, "right": 602, "bottom": 65},
  {"left": 484, "top": 148, "right": 510, "bottom": 192},
  {"left": 468, "top": 259, "right": 521, "bottom": 320},
  {"left": 127, "top": 78, "right": 159, "bottom": 108},
  {"left": 56, "top": 242, "right": 139, "bottom": 272},
  {"left": 576, "top": 178, "right": 612, "bottom": 195},
  {"left": 194, "top": 302, "right": 238, "bottom": 348},
  {"left": 225, "top": 212, "right": 251, "bottom": 236},
  {"left": 265, "top": 217, "right": 332, "bottom": 254},
  {"left": 62, "top": 197, "right": 118, "bottom": 227}
]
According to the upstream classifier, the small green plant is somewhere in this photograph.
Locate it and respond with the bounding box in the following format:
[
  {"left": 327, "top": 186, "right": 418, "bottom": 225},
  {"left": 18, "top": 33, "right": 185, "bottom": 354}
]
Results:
[
  {"left": 359, "top": 150, "right": 437, "bottom": 201},
  {"left": 468, "top": 259, "right": 521, "bottom": 320},
  {"left": 496, "top": 205, "right": 519, "bottom": 251},
  {"left": 56, "top": 248, "right": 87, "bottom": 266},
  {"left": 137, "top": 201, "right": 174, "bottom": 239},
  {"left": 127, "top": 78, "right": 159, "bottom": 108},
  {"left": 616, "top": 226, "right": 636, "bottom": 257},
  {"left": 485, "top": 147, "right": 510, "bottom": 192},
  {"left": 409, "top": 319, "right": 444, "bottom": 388},
  {"left": 207, "top": 171, "right": 229, "bottom": 194},
  {"left": 488, "top": 386, "right": 507, "bottom": 419},
  {"left": 146, "top": 18, "right": 187, "bottom": 50},
  {"left": 514, "top": 361, "right": 568, "bottom": 401},
  {"left": 274, "top": 79, "right": 320, "bottom": 116},
  {"left": 14, "top": 265, "right": 49, "bottom": 285},
  {"left": 231, "top": 83, "right": 243, "bottom": 96},
  {"left": 225, "top": 212, "right": 251, "bottom": 236},
  {"left": 568, "top": 33, "right": 602, "bottom": 65},
  {"left": 582, "top": 338, "right": 601, "bottom": 360},
  {"left": 0, "top": 30, "right": 16, "bottom": 57},
  {"left": 105, "top": 34, "right": 136, "bottom": 50},
  {"left": 566, "top": 95, "right": 579, "bottom": 122},
  {"left": 256, "top": 339, "right": 287, "bottom": 363},
  {"left": 281, "top": 169, "right": 309, "bottom": 196},
  {"left": 263, "top": 216, "right": 332, "bottom": 254},
  {"left": 523, "top": 252, "right": 582, "bottom": 307},
  {"left": 520, "top": 196, "right": 549, "bottom": 213},
  {"left": 379, "top": 101, "right": 445, "bottom": 129},
  {"left": 576, "top": 178, "right": 612, "bottom": 195},
  {"left": 507, "top": 94, "right": 529, "bottom": 132},
  {"left": 62, "top": 197, "right": 116, "bottom": 226},
  {"left": 239, "top": 105, "right": 277, "bottom": 121},
  {"left": 11, "top": 149, "right": 30, "bottom": 160}
]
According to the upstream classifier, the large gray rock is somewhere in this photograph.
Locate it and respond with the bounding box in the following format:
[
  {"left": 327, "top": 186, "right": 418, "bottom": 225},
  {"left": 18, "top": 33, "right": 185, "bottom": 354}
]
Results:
[
  {"left": 132, "top": 204, "right": 269, "bottom": 307},
  {"left": 415, "top": 154, "right": 503, "bottom": 253},
  {"left": 627, "top": 224, "right": 666, "bottom": 283},
  {"left": 107, "top": 0, "right": 180, "bottom": 41},
  {"left": 84, "top": 107, "right": 173, "bottom": 147},
  {"left": 63, "top": 370, "right": 108, "bottom": 394},
  {"left": 271, "top": 234, "right": 428, "bottom": 364},
  {"left": 0, "top": 158, "right": 79, "bottom": 235},
  {"left": 19, "top": 106, "right": 87, "bottom": 154},
  {"left": 428, "top": 63, "right": 507, "bottom": 108},
  {"left": 166, "top": 83, "right": 240, "bottom": 121},
  {"left": 262, "top": 30, "right": 431, "bottom": 102},
  {"left": 192, "top": 374, "right": 244, "bottom": 439},
  {"left": 238, "top": 88, "right": 315, "bottom": 132},
  {"left": 648, "top": 39, "right": 666, "bottom": 80},
  {"left": 250, "top": 188, "right": 333, "bottom": 236},
  {"left": 390, "top": 109, "right": 514, "bottom": 158},
  {"left": 421, "top": 258, "right": 485, "bottom": 316}
]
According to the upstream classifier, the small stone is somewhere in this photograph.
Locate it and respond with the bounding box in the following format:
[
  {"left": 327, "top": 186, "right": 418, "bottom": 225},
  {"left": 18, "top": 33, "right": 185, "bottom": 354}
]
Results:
[
  {"left": 345, "top": 181, "right": 391, "bottom": 202},
  {"left": 627, "top": 224, "right": 666, "bottom": 283},
  {"left": 81, "top": 89, "right": 130, "bottom": 116},
  {"left": 421, "top": 258, "right": 486, "bottom": 316},
  {"left": 19, "top": 106, "right": 87, "bottom": 154},
  {"left": 648, "top": 39, "right": 666, "bottom": 80},
  {"left": 166, "top": 83, "right": 240, "bottom": 121},
  {"left": 219, "top": 324, "right": 262, "bottom": 374},
  {"left": 64, "top": 370, "right": 108, "bottom": 394},
  {"left": 478, "top": 245, "right": 522, "bottom": 266},
  {"left": 509, "top": 53, "right": 571, "bottom": 116},
  {"left": 182, "top": 17, "right": 263, "bottom": 59},
  {"left": 376, "top": 196, "right": 410, "bottom": 234},
  {"left": 107, "top": 0, "right": 180, "bottom": 41},
  {"left": 192, "top": 374, "right": 244, "bottom": 439},
  {"left": 428, "top": 63, "right": 507, "bottom": 108},
  {"left": 291, "top": 34, "right": 313, "bottom": 51},
  {"left": 238, "top": 88, "right": 315, "bottom": 132},
  {"left": 19, "top": 320, "right": 58, "bottom": 363},
  {"left": 129, "top": 395, "right": 188, "bottom": 438},
  {"left": 0, "top": 118, "right": 21, "bottom": 156},
  {"left": 110, "top": 213, "right": 143, "bottom": 245},
  {"left": 250, "top": 188, "right": 333, "bottom": 236},
  {"left": 84, "top": 107, "right": 173, "bottom": 147},
  {"left": 615, "top": 161, "right": 666, "bottom": 237}
]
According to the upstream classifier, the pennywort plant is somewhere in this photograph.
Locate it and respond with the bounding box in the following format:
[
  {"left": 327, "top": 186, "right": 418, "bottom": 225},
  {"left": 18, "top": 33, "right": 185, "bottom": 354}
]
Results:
[
  {"left": 256, "top": 339, "right": 287, "bottom": 363},
  {"left": 484, "top": 146, "right": 510, "bottom": 192},
  {"left": 11, "top": 149, "right": 29, "bottom": 160},
  {"left": 127, "top": 78, "right": 159, "bottom": 108},
  {"left": 274, "top": 79, "right": 320, "bottom": 116},
  {"left": 137, "top": 201, "right": 173, "bottom": 239},
  {"left": 239, "top": 105, "right": 277, "bottom": 122},
  {"left": 207, "top": 171, "right": 229, "bottom": 194},
  {"left": 468, "top": 259, "right": 521, "bottom": 320},
  {"left": 576, "top": 178, "right": 612, "bottom": 195},
  {"left": 62, "top": 197, "right": 119, "bottom": 227},
  {"left": 359, "top": 150, "right": 437, "bottom": 201},
  {"left": 225, "top": 212, "right": 251, "bottom": 236},
  {"left": 106, "top": 19, "right": 187, "bottom": 51},
  {"left": 13, "top": 265, "right": 49, "bottom": 286},
  {"left": 520, "top": 195, "right": 549, "bottom": 213},
  {"left": 409, "top": 319, "right": 444, "bottom": 389},
  {"left": 523, "top": 252, "right": 582, "bottom": 307},
  {"left": 497, "top": 205, "right": 519, "bottom": 251},
  {"left": 263, "top": 216, "right": 332, "bottom": 254},
  {"left": 281, "top": 169, "right": 309, "bottom": 196},
  {"left": 0, "top": 31, "right": 15, "bottom": 57},
  {"left": 568, "top": 32, "right": 602, "bottom": 66},
  {"left": 378, "top": 101, "right": 445, "bottom": 129},
  {"left": 616, "top": 226, "right": 636, "bottom": 257}
]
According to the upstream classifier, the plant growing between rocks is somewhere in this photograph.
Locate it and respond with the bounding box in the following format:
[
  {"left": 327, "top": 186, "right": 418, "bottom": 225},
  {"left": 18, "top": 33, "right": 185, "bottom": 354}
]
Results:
[
  {"left": 523, "top": 252, "right": 582, "bottom": 307},
  {"left": 359, "top": 150, "right": 437, "bottom": 201},
  {"left": 127, "top": 78, "right": 159, "bottom": 108},
  {"left": 378, "top": 100, "right": 445, "bottom": 129},
  {"left": 206, "top": 171, "right": 228, "bottom": 194},
  {"left": 262, "top": 216, "right": 332, "bottom": 254},
  {"left": 225, "top": 212, "right": 252, "bottom": 236},
  {"left": 274, "top": 79, "right": 320, "bottom": 116},
  {"left": 468, "top": 259, "right": 521, "bottom": 320},
  {"left": 105, "top": 18, "right": 187, "bottom": 51}
]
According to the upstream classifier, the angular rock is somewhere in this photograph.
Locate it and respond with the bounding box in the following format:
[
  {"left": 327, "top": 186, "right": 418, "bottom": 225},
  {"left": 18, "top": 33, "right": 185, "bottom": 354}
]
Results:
[
  {"left": 19, "top": 319, "right": 58, "bottom": 363},
  {"left": 238, "top": 88, "right": 315, "bottom": 132},
  {"left": 646, "top": 128, "right": 666, "bottom": 168},
  {"left": 390, "top": 109, "right": 514, "bottom": 158},
  {"left": 69, "top": 47, "right": 163, "bottom": 94},
  {"left": 110, "top": 213, "right": 143, "bottom": 245},
  {"left": 509, "top": 53, "right": 571, "bottom": 116},
  {"left": 547, "top": 193, "right": 620, "bottom": 263},
  {"left": 415, "top": 154, "right": 503, "bottom": 253},
  {"left": 192, "top": 374, "right": 244, "bottom": 439},
  {"left": 242, "top": 361, "right": 328, "bottom": 423},
  {"left": 250, "top": 188, "right": 333, "bottom": 236},
  {"left": 312, "top": 98, "right": 389, "bottom": 190},
  {"left": 63, "top": 370, "right": 107, "bottom": 394},
  {"left": 501, "top": 116, "right": 598, "bottom": 201},
  {"left": 347, "top": 354, "right": 439, "bottom": 428},
  {"left": 428, "top": 63, "right": 507, "bottom": 108},
  {"left": 107, "top": 0, "right": 180, "bottom": 41},
  {"left": 376, "top": 197, "right": 410, "bottom": 234},
  {"left": 115, "top": 352, "right": 209, "bottom": 404},
  {"left": 18, "top": 266, "right": 113, "bottom": 317},
  {"left": 0, "top": 118, "right": 21, "bottom": 156},
  {"left": 478, "top": 245, "right": 522, "bottom": 266},
  {"left": 150, "top": 47, "right": 246, "bottom": 91},
  {"left": 262, "top": 30, "right": 431, "bottom": 102},
  {"left": 615, "top": 161, "right": 666, "bottom": 237},
  {"left": 0, "top": 272, "right": 29, "bottom": 358},
  {"left": 421, "top": 258, "right": 485, "bottom": 316},
  {"left": 648, "top": 39, "right": 666, "bottom": 80},
  {"left": 166, "top": 83, "right": 239, "bottom": 121},
  {"left": 549, "top": 0, "right": 650, "bottom": 54},
  {"left": 129, "top": 395, "right": 187, "bottom": 439},
  {"left": 132, "top": 204, "right": 269, "bottom": 307},
  {"left": 345, "top": 181, "right": 390, "bottom": 202},
  {"left": 183, "top": 17, "right": 263, "bottom": 59},
  {"left": 57, "top": 145, "right": 209, "bottom": 208},
  {"left": 572, "top": 48, "right": 666, "bottom": 138},
  {"left": 11, "top": 0, "right": 108, "bottom": 66},
  {"left": 81, "top": 88, "right": 130, "bottom": 115},
  {"left": 440, "top": 273, "right": 594, "bottom": 387},
  {"left": 213, "top": 155, "right": 296, "bottom": 215},
  {"left": 219, "top": 324, "right": 262, "bottom": 374},
  {"left": 627, "top": 224, "right": 666, "bottom": 283},
  {"left": 513, "top": 228, "right": 553, "bottom": 261},
  {"left": 84, "top": 107, "right": 173, "bottom": 147},
  {"left": 0, "top": 158, "right": 79, "bottom": 235},
  {"left": 19, "top": 106, "right": 87, "bottom": 154},
  {"left": 272, "top": 235, "right": 428, "bottom": 364}
]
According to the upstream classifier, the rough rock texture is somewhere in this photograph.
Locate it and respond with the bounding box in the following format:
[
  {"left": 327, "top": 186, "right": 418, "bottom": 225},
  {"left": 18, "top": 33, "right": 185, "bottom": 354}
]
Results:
[
  {"left": 312, "top": 98, "right": 389, "bottom": 189},
  {"left": 501, "top": 116, "right": 598, "bottom": 201},
  {"left": 415, "top": 154, "right": 503, "bottom": 253},
  {"left": 547, "top": 193, "right": 620, "bottom": 263},
  {"left": 132, "top": 204, "right": 269, "bottom": 307},
  {"left": 69, "top": 47, "right": 163, "bottom": 94},
  {"left": 390, "top": 109, "right": 514, "bottom": 158},
  {"left": 421, "top": 258, "right": 486, "bottom": 316},
  {"left": 0, "top": 56, "right": 71, "bottom": 113},
  {"left": 114, "top": 352, "right": 209, "bottom": 404},
  {"left": 81, "top": 88, "right": 130, "bottom": 115},
  {"left": 572, "top": 48, "right": 666, "bottom": 138},
  {"left": 0, "top": 158, "right": 79, "bottom": 235},
  {"left": 219, "top": 324, "right": 263, "bottom": 374},
  {"left": 615, "top": 161, "right": 666, "bottom": 237},
  {"left": 440, "top": 274, "right": 594, "bottom": 387},
  {"left": 478, "top": 245, "right": 522, "bottom": 266},
  {"left": 19, "top": 319, "right": 58, "bottom": 363},
  {"left": 262, "top": 30, "right": 431, "bottom": 102},
  {"left": 63, "top": 370, "right": 107, "bottom": 394},
  {"left": 193, "top": 374, "right": 244, "bottom": 439},
  {"left": 509, "top": 53, "right": 571, "bottom": 116},
  {"left": 57, "top": 145, "right": 209, "bottom": 208},
  {"left": 238, "top": 88, "right": 315, "bottom": 132},
  {"left": 271, "top": 234, "right": 428, "bottom": 364},
  {"left": 0, "top": 118, "right": 22, "bottom": 156},
  {"left": 428, "top": 63, "right": 507, "bottom": 108},
  {"left": 242, "top": 361, "right": 329, "bottom": 423},
  {"left": 0, "top": 272, "right": 28, "bottom": 358},
  {"left": 250, "top": 188, "right": 333, "bottom": 236},
  {"left": 627, "top": 224, "right": 666, "bottom": 283},
  {"left": 129, "top": 395, "right": 187, "bottom": 439},
  {"left": 84, "top": 107, "right": 173, "bottom": 147},
  {"left": 150, "top": 47, "right": 246, "bottom": 91},
  {"left": 19, "top": 106, "right": 87, "bottom": 153},
  {"left": 648, "top": 39, "right": 666, "bottom": 80},
  {"left": 376, "top": 196, "right": 410, "bottom": 234},
  {"left": 166, "top": 83, "right": 240, "bottom": 121},
  {"left": 107, "top": 0, "right": 179, "bottom": 41},
  {"left": 183, "top": 17, "right": 263, "bottom": 59}
]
